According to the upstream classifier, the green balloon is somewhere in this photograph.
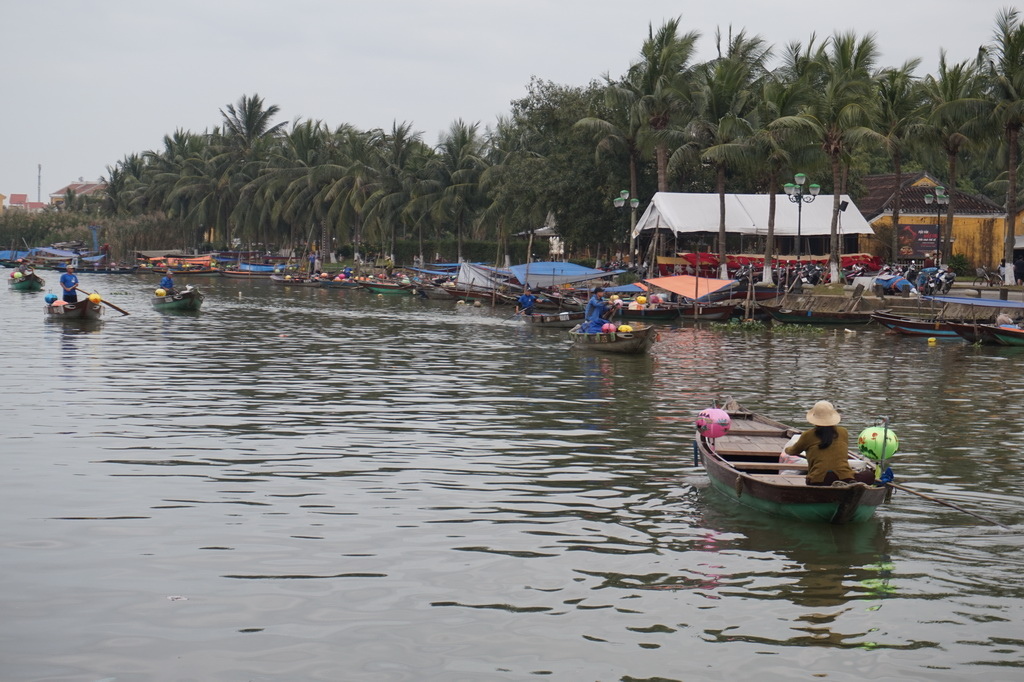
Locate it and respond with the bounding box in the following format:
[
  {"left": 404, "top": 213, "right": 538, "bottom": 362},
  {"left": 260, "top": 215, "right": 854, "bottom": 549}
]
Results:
[{"left": 857, "top": 426, "right": 898, "bottom": 460}]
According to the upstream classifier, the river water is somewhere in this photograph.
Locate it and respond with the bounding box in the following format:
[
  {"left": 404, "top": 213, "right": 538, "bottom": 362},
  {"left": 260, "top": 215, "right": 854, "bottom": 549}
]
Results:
[{"left": 2, "top": 274, "right": 1023, "bottom": 681}]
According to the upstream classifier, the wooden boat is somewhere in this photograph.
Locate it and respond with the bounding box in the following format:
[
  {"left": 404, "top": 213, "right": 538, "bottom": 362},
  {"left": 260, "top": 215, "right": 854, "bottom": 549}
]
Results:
[
  {"left": 160, "top": 267, "right": 220, "bottom": 277},
  {"left": 270, "top": 274, "right": 322, "bottom": 287},
  {"left": 9, "top": 271, "right": 45, "bottom": 291},
  {"left": 870, "top": 311, "right": 961, "bottom": 337},
  {"left": 44, "top": 299, "right": 103, "bottom": 320},
  {"left": 676, "top": 303, "right": 736, "bottom": 321},
  {"left": 412, "top": 282, "right": 456, "bottom": 299},
  {"left": 52, "top": 265, "right": 140, "bottom": 274},
  {"left": 520, "top": 310, "right": 586, "bottom": 328},
  {"left": 613, "top": 305, "right": 681, "bottom": 321},
  {"left": 567, "top": 323, "right": 657, "bottom": 354},
  {"left": 757, "top": 290, "right": 883, "bottom": 327},
  {"left": 319, "top": 278, "right": 363, "bottom": 289},
  {"left": 220, "top": 269, "right": 273, "bottom": 279},
  {"left": 152, "top": 285, "right": 204, "bottom": 311},
  {"left": 947, "top": 321, "right": 1003, "bottom": 345},
  {"left": 359, "top": 280, "right": 412, "bottom": 295},
  {"left": 696, "top": 402, "right": 888, "bottom": 523},
  {"left": 985, "top": 324, "right": 1024, "bottom": 346},
  {"left": 759, "top": 303, "right": 876, "bottom": 325}
]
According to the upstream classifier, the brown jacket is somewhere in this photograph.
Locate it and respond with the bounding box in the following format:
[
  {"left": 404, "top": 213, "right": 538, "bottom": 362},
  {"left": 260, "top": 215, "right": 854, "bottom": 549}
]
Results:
[{"left": 785, "top": 426, "right": 854, "bottom": 483}]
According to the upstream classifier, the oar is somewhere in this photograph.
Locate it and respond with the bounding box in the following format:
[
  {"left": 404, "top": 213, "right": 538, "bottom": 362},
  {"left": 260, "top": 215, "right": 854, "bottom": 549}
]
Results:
[
  {"left": 82, "top": 290, "right": 130, "bottom": 316},
  {"left": 887, "top": 482, "right": 1010, "bottom": 529},
  {"left": 505, "top": 309, "right": 525, "bottom": 321}
]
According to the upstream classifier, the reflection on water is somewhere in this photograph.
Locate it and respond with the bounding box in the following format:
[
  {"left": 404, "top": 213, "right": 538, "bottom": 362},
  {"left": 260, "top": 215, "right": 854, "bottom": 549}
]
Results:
[{"left": 2, "top": 276, "right": 1022, "bottom": 680}]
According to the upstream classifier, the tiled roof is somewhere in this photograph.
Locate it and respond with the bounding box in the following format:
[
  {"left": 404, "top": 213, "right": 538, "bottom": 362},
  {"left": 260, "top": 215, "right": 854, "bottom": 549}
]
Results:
[
  {"left": 858, "top": 173, "right": 1004, "bottom": 220},
  {"left": 50, "top": 182, "right": 106, "bottom": 197},
  {"left": 9, "top": 193, "right": 28, "bottom": 204}
]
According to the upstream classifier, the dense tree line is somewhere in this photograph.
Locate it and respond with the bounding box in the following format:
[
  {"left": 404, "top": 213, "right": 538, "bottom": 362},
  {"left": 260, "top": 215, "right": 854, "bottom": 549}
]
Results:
[{"left": 5, "top": 9, "right": 1024, "bottom": 281}]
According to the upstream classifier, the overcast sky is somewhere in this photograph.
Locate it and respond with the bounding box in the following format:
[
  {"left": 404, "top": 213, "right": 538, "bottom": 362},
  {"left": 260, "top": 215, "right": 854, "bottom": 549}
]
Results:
[{"left": 0, "top": 0, "right": 1012, "bottom": 204}]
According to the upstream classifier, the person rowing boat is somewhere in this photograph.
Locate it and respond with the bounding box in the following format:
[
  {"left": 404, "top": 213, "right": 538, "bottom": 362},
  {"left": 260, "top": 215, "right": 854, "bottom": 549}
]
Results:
[
  {"left": 59, "top": 263, "right": 80, "bottom": 303},
  {"left": 579, "top": 287, "right": 611, "bottom": 332}
]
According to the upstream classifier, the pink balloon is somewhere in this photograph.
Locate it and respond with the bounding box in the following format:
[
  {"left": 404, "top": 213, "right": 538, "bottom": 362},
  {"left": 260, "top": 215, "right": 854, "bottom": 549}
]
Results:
[{"left": 696, "top": 408, "right": 732, "bottom": 438}]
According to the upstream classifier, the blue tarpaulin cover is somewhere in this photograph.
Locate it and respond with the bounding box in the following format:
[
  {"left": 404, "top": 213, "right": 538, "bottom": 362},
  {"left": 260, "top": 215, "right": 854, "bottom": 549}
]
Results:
[
  {"left": 922, "top": 295, "right": 1024, "bottom": 309},
  {"left": 509, "top": 261, "right": 622, "bottom": 289}
]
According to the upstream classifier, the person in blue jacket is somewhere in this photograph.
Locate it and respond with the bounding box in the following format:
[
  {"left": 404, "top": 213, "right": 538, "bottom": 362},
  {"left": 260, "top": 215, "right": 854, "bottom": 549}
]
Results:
[
  {"left": 59, "top": 263, "right": 80, "bottom": 303},
  {"left": 159, "top": 271, "right": 177, "bottom": 294},
  {"left": 516, "top": 288, "right": 539, "bottom": 315},
  {"left": 583, "top": 287, "right": 610, "bottom": 332}
]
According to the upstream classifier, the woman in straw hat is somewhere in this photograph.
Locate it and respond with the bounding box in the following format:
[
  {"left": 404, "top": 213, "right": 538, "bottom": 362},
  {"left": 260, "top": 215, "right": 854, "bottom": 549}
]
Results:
[{"left": 784, "top": 401, "right": 873, "bottom": 487}]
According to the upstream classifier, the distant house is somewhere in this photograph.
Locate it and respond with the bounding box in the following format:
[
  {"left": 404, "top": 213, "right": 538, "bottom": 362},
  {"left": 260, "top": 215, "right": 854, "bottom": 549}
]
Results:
[
  {"left": 50, "top": 180, "right": 107, "bottom": 207},
  {"left": 858, "top": 172, "right": 1016, "bottom": 267},
  {"left": 6, "top": 193, "right": 47, "bottom": 212}
]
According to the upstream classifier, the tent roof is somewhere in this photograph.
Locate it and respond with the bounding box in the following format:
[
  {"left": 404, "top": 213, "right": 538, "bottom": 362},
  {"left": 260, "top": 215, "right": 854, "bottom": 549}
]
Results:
[
  {"left": 633, "top": 192, "right": 875, "bottom": 238},
  {"left": 644, "top": 274, "right": 738, "bottom": 300}
]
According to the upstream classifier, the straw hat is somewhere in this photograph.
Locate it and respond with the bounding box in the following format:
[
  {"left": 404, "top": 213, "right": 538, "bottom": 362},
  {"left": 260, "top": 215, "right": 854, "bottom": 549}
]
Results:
[{"left": 806, "top": 401, "right": 841, "bottom": 426}]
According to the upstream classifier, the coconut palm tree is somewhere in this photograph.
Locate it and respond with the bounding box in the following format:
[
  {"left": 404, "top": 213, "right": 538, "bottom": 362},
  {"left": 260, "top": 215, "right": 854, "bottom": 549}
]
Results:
[
  {"left": 688, "top": 27, "right": 772, "bottom": 276},
  {"left": 772, "top": 32, "right": 882, "bottom": 282},
  {"left": 875, "top": 59, "right": 925, "bottom": 261},
  {"left": 619, "top": 18, "right": 700, "bottom": 192},
  {"left": 427, "top": 120, "right": 489, "bottom": 264},
  {"left": 920, "top": 52, "right": 986, "bottom": 262},
  {"left": 982, "top": 8, "right": 1024, "bottom": 282},
  {"left": 749, "top": 44, "right": 818, "bottom": 282}
]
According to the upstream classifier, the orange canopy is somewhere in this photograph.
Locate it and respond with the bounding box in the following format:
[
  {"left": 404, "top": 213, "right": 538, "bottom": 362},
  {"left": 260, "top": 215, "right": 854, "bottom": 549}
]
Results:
[{"left": 644, "top": 275, "right": 738, "bottom": 300}]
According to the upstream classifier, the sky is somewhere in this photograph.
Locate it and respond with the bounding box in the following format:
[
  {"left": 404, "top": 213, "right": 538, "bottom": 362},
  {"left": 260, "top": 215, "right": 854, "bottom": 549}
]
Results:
[{"left": 0, "top": 0, "right": 1012, "bottom": 205}]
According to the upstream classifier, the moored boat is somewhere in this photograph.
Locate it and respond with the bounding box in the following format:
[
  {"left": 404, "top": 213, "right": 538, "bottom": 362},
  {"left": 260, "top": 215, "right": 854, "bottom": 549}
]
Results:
[
  {"left": 613, "top": 305, "right": 680, "bottom": 322},
  {"left": 270, "top": 274, "right": 322, "bottom": 287},
  {"left": 947, "top": 320, "right": 1003, "bottom": 345},
  {"left": 220, "top": 269, "right": 274, "bottom": 279},
  {"left": 359, "top": 280, "right": 412, "bottom": 295},
  {"left": 870, "top": 311, "right": 961, "bottom": 337},
  {"left": 695, "top": 402, "right": 889, "bottom": 523},
  {"left": 567, "top": 323, "right": 657, "bottom": 354},
  {"left": 985, "top": 323, "right": 1024, "bottom": 346},
  {"left": 520, "top": 310, "right": 586, "bottom": 328},
  {"left": 676, "top": 302, "right": 737, "bottom": 321},
  {"left": 52, "top": 265, "right": 140, "bottom": 275},
  {"left": 44, "top": 299, "right": 103, "bottom": 320},
  {"left": 319, "top": 278, "right": 363, "bottom": 289},
  {"left": 757, "top": 292, "right": 876, "bottom": 323},
  {"left": 152, "top": 285, "right": 204, "bottom": 312}
]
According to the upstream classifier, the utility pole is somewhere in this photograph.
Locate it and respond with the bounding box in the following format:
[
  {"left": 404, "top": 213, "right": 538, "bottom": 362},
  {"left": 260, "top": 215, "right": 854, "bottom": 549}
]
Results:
[{"left": 37, "top": 164, "right": 42, "bottom": 203}]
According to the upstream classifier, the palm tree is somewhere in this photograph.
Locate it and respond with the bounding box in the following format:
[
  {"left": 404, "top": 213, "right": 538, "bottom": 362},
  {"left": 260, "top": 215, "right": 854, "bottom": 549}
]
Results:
[
  {"left": 875, "top": 59, "right": 924, "bottom": 261},
  {"left": 688, "top": 27, "right": 772, "bottom": 276},
  {"left": 619, "top": 18, "right": 700, "bottom": 192},
  {"left": 983, "top": 8, "right": 1024, "bottom": 282},
  {"left": 773, "top": 32, "right": 882, "bottom": 282},
  {"left": 920, "top": 52, "right": 986, "bottom": 262},
  {"left": 749, "top": 45, "right": 817, "bottom": 282},
  {"left": 219, "top": 94, "right": 287, "bottom": 159},
  {"left": 427, "top": 120, "right": 488, "bottom": 264}
]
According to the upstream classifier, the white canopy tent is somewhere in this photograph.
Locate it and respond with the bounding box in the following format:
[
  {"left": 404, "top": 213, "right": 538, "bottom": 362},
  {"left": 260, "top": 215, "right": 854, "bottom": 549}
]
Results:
[{"left": 632, "top": 192, "right": 875, "bottom": 238}]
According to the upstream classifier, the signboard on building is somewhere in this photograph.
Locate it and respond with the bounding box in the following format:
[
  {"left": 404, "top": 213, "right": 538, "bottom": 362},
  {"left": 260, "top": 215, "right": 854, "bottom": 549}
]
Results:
[{"left": 898, "top": 223, "right": 940, "bottom": 258}]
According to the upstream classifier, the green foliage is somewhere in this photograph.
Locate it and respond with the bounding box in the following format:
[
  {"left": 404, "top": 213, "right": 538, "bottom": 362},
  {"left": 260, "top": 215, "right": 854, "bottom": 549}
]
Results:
[
  {"left": 946, "top": 252, "right": 971, "bottom": 276},
  {"left": 710, "top": 319, "right": 768, "bottom": 331}
]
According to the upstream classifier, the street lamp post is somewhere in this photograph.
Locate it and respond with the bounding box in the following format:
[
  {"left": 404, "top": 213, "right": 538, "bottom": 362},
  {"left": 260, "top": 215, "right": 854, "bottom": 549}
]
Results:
[
  {"left": 613, "top": 190, "right": 640, "bottom": 267},
  {"left": 923, "top": 186, "right": 949, "bottom": 266},
  {"left": 783, "top": 173, "right": 820, "bottom": 263}
]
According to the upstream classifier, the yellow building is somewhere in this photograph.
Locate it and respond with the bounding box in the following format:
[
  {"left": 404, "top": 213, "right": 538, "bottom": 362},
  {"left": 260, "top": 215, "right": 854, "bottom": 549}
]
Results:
[{"left": 858, "top": 172, "right": 1020, "bottom": 267}]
